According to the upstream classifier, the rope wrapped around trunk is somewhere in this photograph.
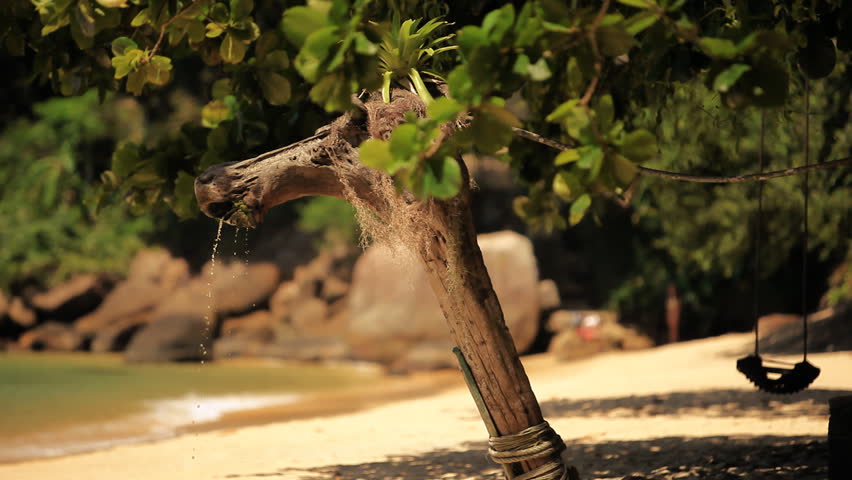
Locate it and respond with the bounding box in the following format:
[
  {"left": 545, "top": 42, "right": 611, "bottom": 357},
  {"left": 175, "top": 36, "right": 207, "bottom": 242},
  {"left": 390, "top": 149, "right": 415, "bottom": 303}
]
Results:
[{"left": 488, "top": 421, "right": 569, "bottom": 480}]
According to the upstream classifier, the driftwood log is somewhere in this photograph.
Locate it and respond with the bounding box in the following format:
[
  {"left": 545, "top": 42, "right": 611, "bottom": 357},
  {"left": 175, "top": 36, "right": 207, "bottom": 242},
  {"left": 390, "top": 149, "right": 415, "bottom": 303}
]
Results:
[{"left": 195, "top": 90, "right": 571, "bottom": 478}]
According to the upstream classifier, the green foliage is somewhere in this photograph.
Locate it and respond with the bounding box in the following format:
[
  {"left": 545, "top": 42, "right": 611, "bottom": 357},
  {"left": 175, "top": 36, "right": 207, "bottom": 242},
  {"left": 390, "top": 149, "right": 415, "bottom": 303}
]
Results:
[
  {"left": 0, "top": 92, "right": 153, "bottom": 288},
  {"left": 7, "top": 0, "right": 852, "bottom": 328},
  {"left": 296, "top": 196, "right": 359, "bottom": 249}
]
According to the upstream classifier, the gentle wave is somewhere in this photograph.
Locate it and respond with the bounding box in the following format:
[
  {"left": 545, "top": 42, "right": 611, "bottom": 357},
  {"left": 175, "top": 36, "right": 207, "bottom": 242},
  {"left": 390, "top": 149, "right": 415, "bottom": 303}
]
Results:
[{"left": 1, "top": 392, "right": 300, "bottom": 463}]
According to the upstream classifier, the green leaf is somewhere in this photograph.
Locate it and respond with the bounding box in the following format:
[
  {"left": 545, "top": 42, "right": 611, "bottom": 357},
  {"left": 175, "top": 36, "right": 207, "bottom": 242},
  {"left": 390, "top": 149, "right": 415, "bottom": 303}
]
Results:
[
  {"left": 594, "top": 94, "right": 614, "bottom": 133},
  {"left": 359, "top": 139, "right": 393, "bottom": 171},
  {"left": 206, "top": 23, "right": 225, "bottom": 38},
  {"left": 201, "top": 100, "right": 233, "bottom": 127},
  {"left": 610, "top": 153, "right": 637, "bottom": 186},
  {"left": 211, "top": 78, "right": 233, "bottom": 100},
  {"left": 553, "top": 171, "right": 580, "bottom": 201},
  {"left": 621, "top": 129, "right": 657, "bottom": 162},
  {"left": 481, "top": 4, "right": 515, "bottom": 43},
  {"left": 261, "top": 50, "right": 290, "bottom": 70},
  {"left": 555, "top": 149, "right": 580, "bottom": 165},
  {"left": 209, "top": 3, "right": 229, "bottom": 23},
  {"left": 617, "top": 0, "right": 657, "bottom": 8},
  {"left": 569, "top": 193, "right": 591, "bottom": 225},
  {"left": 712, "top": 63, "right": 751, "bottom": 93},
  {"left": 624, "top": 11, "right": 659, "bottom": 35},
  {"left": 577, "top": 145, "right": 604, "bottom": 170},
  {"left": 168, "top": 171, "right": 198, "bottom": 219},
  {"left": 427, "top": 97, "right": 463, "bottom": 124},
  {"left": 126, "top": 70, "right": 147, "bottom": 95},
  {"left": 526, "top": 57, "right": 552, "bottom": 81},
  {"left": 258, "top": 71, "right": 291, "bottom": 105},
  {"left": 220, "top": 32, "right": 247, "bottom": 63},
  {"left": 423, "top": 156, "right": 462, "bottom": 199},
  {"left": 73, "top": 1, "right": 96, "bottom": 38},
  {"left": 597, "top": 25, "right": 636, "bottom": 56},
  {"left": 281, "top": 6, "right": 329, "bottom": 48},
  {"left": 255, "top": 31, "right": 279, "bottom": 60},
  {"left": 699, "top": 37, "right": 738, "bottom": 59},
  {"left": 130, "top": 8, "right": 149, "bottom": 27},
  {"left": 389, "top": 123, "right": 419, "bottom": 160},
  {"left": 111, "top": 37, "right": 138, "bottom": 56},
  {"left": 112, "top": 142, "right": 140, "bottom": 178},
  {"left": 230, "top": 0, "right": 253, "bottom": 21}
]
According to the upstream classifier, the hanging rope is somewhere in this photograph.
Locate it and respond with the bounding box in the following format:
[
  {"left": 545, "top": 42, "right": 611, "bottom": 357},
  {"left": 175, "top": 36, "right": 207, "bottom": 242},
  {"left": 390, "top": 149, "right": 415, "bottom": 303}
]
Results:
[
  {"left": 488, "top": 422, "right": 569, "bottom": 480},
  {"left": 737, "top": 77, "right": 821, "bottom": 394},
  {"left": 752, "top": 112, "right": 766, "bottom": 357},
  {"left": 802, "top": 77, "right": 811, "bottom": 361}
]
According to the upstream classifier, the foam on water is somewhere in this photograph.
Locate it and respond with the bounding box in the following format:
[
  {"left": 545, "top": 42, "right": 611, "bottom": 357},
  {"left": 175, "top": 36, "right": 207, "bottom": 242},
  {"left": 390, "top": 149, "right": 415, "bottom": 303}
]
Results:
[{"left": 0, "top": 392, "right": 300, "bottom": 463}]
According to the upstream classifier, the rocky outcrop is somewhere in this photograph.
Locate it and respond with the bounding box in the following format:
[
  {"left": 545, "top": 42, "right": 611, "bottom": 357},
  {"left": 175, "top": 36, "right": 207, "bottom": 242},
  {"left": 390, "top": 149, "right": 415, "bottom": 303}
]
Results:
[
  {"left": 346, "top": 230, "right": 541, "bottom": 368},
  {"left": 17, "top": 322, "right": 83, "bottom": 351},
  {"left": 75, "top": 249, "right": 190, "bottom": 336},
  {"left": 8, "top": 297, "right": 36, "bottom": 329},
  {"left": 124, "top": 314, "right": 209, "bottom": 362},
  {"left": 203, "top": 261, "right": 280, "bottom": 315},
  {"left": 546, "top": 309, "right": 653, "bottom": 360},
  {"left": 30, "top": 274, "right": 111, "bottom": 322}
]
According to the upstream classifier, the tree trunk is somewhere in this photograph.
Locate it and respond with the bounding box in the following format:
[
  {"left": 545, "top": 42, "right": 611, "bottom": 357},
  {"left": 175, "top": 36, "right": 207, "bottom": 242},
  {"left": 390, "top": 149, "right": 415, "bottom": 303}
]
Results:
[{"left": 194, "top": 90, "right": 569, "bottom": 478}]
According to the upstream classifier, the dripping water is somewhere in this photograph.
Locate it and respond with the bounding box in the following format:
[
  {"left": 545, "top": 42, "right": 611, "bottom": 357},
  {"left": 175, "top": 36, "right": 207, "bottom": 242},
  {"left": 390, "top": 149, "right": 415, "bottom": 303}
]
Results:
[{"left": 193, "top": 218, "right": 224, "bottom": 460}]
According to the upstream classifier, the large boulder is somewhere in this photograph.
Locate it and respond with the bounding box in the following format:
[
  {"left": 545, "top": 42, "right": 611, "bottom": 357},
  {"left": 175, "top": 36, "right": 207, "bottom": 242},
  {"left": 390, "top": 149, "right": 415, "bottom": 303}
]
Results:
[
  {"left": 8, "top": 297, "right": 36, "bottom": 329},
  {"left": 90, "top": 313, "right": 150, "bottom": 352},
  {"left": 18, "top": 322, "right": 83, "bottom": 351},
  {"left": 346, "top": 230, "right": 540, "bottom": 368},
  {"left": 203, "top": 261, "right": 280, "bottom": 315},
  {"left": 30, "top": 274, "right": 111, "bottom": 322},
  {"left": 124, "top": 314, "right": 208, "bottom": 362},
  {"left": 74, "top": 249, "right": 190, "bottom": 336},
  {"left": 0, "top": 290, "right": 8, "bottom": 318}
]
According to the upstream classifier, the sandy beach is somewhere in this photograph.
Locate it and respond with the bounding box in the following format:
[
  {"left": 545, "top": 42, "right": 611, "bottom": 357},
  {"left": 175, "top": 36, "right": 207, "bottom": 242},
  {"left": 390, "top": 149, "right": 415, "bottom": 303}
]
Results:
[{"left": 3, "top": 332, "right": 851, "bottom": 480}]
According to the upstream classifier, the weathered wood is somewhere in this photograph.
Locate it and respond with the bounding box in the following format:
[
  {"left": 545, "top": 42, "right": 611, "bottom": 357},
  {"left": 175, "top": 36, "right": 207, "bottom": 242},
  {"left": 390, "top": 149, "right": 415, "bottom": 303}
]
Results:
[{"left": 194, "top": 91, "right": 565, "bottom": 478}]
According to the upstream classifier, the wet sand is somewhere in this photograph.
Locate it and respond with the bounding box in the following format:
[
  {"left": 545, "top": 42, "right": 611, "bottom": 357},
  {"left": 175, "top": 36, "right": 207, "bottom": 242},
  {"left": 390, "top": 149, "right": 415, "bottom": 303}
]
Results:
[{"left": 2, "top": 333, "right": 850, "bottom": 480}]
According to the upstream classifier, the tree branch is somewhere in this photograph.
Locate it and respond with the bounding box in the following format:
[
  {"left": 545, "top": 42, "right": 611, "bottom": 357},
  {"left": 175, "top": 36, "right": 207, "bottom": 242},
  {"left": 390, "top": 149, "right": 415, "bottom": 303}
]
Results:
[{"left": 511, "top": 127, "right": 852, "bottom": 184}]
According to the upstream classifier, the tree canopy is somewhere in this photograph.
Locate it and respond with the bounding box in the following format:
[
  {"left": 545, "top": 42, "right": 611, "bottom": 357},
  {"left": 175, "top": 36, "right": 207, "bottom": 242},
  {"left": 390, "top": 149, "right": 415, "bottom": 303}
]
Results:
[{"left": 3, "top": 0, "right": 851, "bottom": 320}]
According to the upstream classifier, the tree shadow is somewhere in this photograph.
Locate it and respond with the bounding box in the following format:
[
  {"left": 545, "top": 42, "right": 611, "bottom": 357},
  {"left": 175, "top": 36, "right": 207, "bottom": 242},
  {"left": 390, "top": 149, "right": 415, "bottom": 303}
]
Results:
[
  {"left": 540, "top": 388, "right": 851, "bottom": 419},
  {"left": 226, "top": 435, "right": 826, "bottom": 480}
]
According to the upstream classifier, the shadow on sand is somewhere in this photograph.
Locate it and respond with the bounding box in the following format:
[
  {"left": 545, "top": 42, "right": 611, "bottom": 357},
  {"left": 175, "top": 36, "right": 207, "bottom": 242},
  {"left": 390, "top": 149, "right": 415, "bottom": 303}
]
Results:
[
  {"left": 224, "top": 389, "right": 846, "bottom": 480},
  {"left": 229, "top": 435, "right": 826, "bottom": 480},
  {"left": 540, "top": 388, "right": 852, "bottom": 419}
]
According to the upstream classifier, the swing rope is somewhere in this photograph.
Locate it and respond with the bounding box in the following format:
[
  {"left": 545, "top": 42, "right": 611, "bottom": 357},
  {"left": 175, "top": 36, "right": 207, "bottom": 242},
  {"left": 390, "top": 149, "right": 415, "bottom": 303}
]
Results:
[
  {"left": 802, "top": 77, "right": 811, "bottom": 362},
  {"left": 738, "top": 77, "right": 820, "bottom": 394}
]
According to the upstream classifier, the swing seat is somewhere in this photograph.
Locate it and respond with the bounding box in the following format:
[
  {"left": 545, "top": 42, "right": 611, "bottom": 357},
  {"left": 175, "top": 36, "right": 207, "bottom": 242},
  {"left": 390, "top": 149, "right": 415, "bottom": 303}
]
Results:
[{"left": 737, "top": 354, "right": 820, "bottom": 394}]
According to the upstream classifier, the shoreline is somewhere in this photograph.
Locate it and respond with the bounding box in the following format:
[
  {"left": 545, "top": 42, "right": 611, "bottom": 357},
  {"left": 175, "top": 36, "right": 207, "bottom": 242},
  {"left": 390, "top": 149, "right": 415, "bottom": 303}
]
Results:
[
  {"left": 2, "top": 334, "right": 850, "bottom": 480},
  {"left": 1, "top": 360, "right": 465, "bottom": 466}
]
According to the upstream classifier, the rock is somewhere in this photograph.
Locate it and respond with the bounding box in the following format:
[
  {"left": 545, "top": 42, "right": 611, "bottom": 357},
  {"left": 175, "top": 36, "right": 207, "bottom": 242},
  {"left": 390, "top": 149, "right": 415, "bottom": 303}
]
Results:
[
  {"left": 31, "top": 274, "right": 111, "bottom": 321},
  {"left": 8, "top": 297, "right": 36, "bottom": 328},
  {"left": 538, "top": 279, "right": 561, "bottom": 311},
  {"left": 221, "top": 310, "right": 277, "bottom": 338},
  {"left": 203, "top": 261, "right": 280, "bottom": 315},
  {"left": 18, "top": 322, "right": 83, "bottom": 351},
  {"left": 0, "top": 290, "right": 8, "bottom": 318},
  {"left": 128, "top": 248, "right": 189, "bottom": 288},
  {"left": 213, "top": 333, "right": 274, "bottom": 359},
  {"left": 75, "top": 249, "right": 190, "bottom": 335},
  {"left": 346, "top": 230, "right": 540, "bottom": 367},
  {"left": 548, "top": 328, "right": 600, "bottom": 361},
  {"left": 321, "top": 275, "right": 349, "bottom": 302},
  {"left": 288, "top": 297, "right": 329, "bottom": 334},
  {"left": 90, "top": 313, "right": 150, "bottom": 353},
  {"left": 124, "top": 314, "right": 208, "bottom": 362},
  {"left": 547, "top": 310, "right": 618, "bottom": 333},
  {"left": 270, "top": 281, "right": 302, "bottom": 318},
  {"left": 75, "top": 280, "right": 168, "bottom": 335},
  {"left": 262, "top": 336, "right": 350, "bottom": 362},
  {"left": 757, "top": 313, "right": 801, "bottom": 335},
  {"left": 389, "top": 342, "right": 457, "bottom": 373}
]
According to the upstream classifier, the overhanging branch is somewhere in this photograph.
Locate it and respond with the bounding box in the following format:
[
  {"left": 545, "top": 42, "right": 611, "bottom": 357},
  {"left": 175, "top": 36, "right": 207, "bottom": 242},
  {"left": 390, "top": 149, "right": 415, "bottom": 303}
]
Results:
[{"left": 512, "top": 127, "right": 852, "bottom": 184}]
